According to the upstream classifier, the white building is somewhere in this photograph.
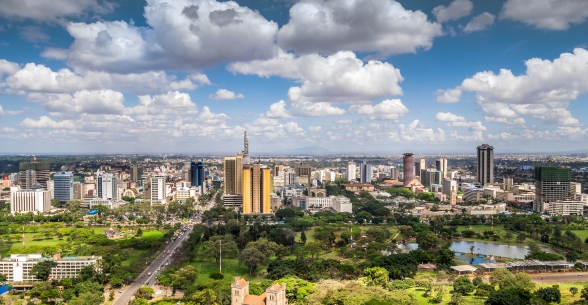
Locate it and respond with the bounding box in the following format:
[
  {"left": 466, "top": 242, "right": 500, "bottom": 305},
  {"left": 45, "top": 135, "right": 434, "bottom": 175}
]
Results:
[
  {"left": 0, "top": 253, "right": 101, "bottom": 282},
  {"left": 332, "top": 196, "right": 352, "bottom": 213},
  {"left": 546, "top": 201, "right": 584, "bottom": 216},
  {"left": 150, "top": 174, "right": 167, "bottom": 204},
  {"left": 442, "top": 179, "right": 457, "bottom": 196},
  {"left": 89, "top": 198, "right": 125, "bottom": 209},
  {"left": 307, "top": 196, "right": 332, "bottom": 209},
  {"left": 97, "top": 173, "right": 117, "bottom": 200},
  {"left": 347, "top": 162, "right": 356, "bottom": 182},
  {"left": 173, "top": 187, "right": 200, "bottom": 202},
  {"left": 10, "top": 189, "right": 52, "bottom": 214}
]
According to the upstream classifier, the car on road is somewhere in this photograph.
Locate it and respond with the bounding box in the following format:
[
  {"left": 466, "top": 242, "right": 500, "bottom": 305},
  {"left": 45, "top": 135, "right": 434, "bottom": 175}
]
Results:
[{"left": 148, "top": 272, "right": 152, "bottom": 276}]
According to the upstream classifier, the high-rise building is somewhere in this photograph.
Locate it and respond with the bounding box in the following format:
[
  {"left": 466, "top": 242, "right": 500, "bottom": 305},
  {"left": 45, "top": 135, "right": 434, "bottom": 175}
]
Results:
[
  {"left": 53, "top": 172, "right": 74, "bottom": 203},
  {"left": 347, "top": 162, "right": 357, "bottom": 181},
  {"left": 273, "top": 165, "right": 284, "bottom": 177},
  {"left": 242, "top": 164, "right": 271, "bottom": 214},
  {"left": 436, "top": 158, "right": 448, "bottom": 178},
  {"left": 224, "top": 155, "right": 243, "bottom": 196},
  {"left": 390, "top": 166, "right": 397, "bottom": 180},
  {"left": 284, "top": 170, "right": 295, "bottom": 185},
  {"left": 97, "top": 173, "right": 117, "bottom": 200},
  {"left": 190, "top": 158, "right": 205, "bottom": 192},
  {"left": 294, "top": 163, "right": 311, "bottom": 186},
  {"left": 415, "top": 159, "right": 426, "bottom": 178},
  {"left": 73, "top": 182, "right": 83, "bottom": 200},
  {"left": 534, "top": 166, "right": 572, "bottom": 212},
  {"left": 360, "top": 161, "right": 372, "bottom": 183},
  {"left": 149, "top": 174, "right": 166, "bottom": 204},
  {"left": 403, "top": 153, "right": 415, "bottom": 187},
  {"left": 477, "top": 144, "right": 494, "bottom": 185},
  {"left": 19, "top": 158, "right": 50, "bottom": 189},
  {"left": 131, "top": 164, "right": 143, "bottom": 182}
]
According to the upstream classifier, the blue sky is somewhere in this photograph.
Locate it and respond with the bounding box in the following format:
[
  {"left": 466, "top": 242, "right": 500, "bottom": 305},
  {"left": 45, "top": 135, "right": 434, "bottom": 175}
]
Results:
[{"left": 1, "top": 0, "right": 588, "bottom": 154}]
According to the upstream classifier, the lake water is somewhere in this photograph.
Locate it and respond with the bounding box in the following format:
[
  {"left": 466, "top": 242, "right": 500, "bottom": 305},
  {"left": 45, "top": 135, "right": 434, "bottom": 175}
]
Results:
[{"left": 398, "top": 241, "right": 555, "bottom": 259}]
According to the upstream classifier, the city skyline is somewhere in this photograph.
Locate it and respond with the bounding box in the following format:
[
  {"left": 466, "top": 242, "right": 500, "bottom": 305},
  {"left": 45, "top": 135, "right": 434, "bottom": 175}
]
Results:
[{"left": 1, "top": 0, "right": 588, "bottom": 153}]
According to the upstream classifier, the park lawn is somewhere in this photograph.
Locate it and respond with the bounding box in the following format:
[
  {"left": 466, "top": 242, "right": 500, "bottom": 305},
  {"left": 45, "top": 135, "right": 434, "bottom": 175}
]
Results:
[
  {"left": 570, "top": 230, "right": 588, "bottom": 242},
  {"left": 191, "top": 258, "right": 267, "bottom": 287},
  {"left": 537, "top": 282, "right": 584, "bottom": 304},
  {"left": 140, "top": 230, "right": 166, "bottom": 242},
  {"left": 121, "top": 249, "right": 148, "bottom": 266},
  {"left": 406, "top": 286, "right": 485, "bottom": 305},
  {"left": 456, "top": 224, "right": 506, "bottom": 233}
]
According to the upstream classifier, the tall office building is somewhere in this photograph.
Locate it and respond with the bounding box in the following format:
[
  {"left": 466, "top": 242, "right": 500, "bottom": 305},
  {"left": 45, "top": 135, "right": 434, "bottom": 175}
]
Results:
[
  {"left": 390, "top": 166, "right": 397, "bottom": 180},
  {"left": 190, "top": 158, "right": 205, "bottom": 192},
  {"left": 53, "top": 172, "right": 74, "bottom": 203},
  {"left": 97, "top": 173, "right": 117, "bottom": 200},
  {"left": 403, "top": 153, "right": 415, "bottom": 186},
  {"left": 415, "top": 159, "right": 426, "bottom": 178},
  {"left": 284, "top": 169, "right": 295, "bottom": 185},
  {"left": 131, "top": 164, "right": 143, "bottom": 182},
  {"left": 294, "top": 163, "right": 311, "bottom": 186},
  {"left": 436, "top": 158, "right": 448, "bottom": 178},
  {"left": 534, "top": 166, "right": 572, "bottom": 212},
  {"left": 476, "top": 144, "right": 494, "bottom": 185},
  {"left": 224, "top": 155, "right": 243, "bottom": 196},
  {"left": 347, "top": 162, "right": 357, "bottom": 181},
  {"left": 19, "top": 158, "right": 50, "bottom": 189},
  {"left": 149, "top": 174, "right": 166, "bottom": 204},
  {"left": 359, "top": 161, "right": 372, "bottom": 183},
  {"left": 242, "top": 164, "right": 271, "bottom": 214},
  {"left": 273, "top": 165, "right": 284, "bottom": 177}
]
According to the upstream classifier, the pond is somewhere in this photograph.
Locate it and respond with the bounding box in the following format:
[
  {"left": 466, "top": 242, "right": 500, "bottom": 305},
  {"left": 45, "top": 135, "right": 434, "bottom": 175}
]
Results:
[{"left": 398, "top": 241, "right": 556, "bottom": 259}]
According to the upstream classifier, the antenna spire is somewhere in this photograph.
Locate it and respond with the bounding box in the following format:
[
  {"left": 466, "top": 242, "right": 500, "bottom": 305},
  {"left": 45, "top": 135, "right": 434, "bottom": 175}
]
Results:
[{"left": 244, "top": 131, "right": 249, "bottom": 154}]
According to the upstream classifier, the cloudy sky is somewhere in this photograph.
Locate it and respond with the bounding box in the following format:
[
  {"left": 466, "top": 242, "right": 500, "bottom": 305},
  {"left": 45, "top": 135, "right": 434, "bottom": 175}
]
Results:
[{"left": 1, "top": 0, "right": 588, "bottom": 154}]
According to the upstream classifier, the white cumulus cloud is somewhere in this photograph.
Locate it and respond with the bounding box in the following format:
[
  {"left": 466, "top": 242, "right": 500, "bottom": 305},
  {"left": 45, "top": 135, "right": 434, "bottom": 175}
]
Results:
[
  {"left": 209, "top": 89, "right": 244, "bottom": 100},
  {"left": 65, "top": 0, "right": 279, "bottom": 73},
  {"left": 500, "top": 0, "right": 588, "bottom": 30},
  {"left": 432, "top": 0, "right": 473, "bottom": 23},
  {"left": 277, "top": 0, "right": 443, "bottom": 58},
  {"left": 0, "top": 0, "right": 113, "bottom": 22},
  {"left": 435, "top": 88, "right": 462, "bottom": 103},
  {"left": 349, "top": 99, "right": 409, "bottom": 121},
  {"left": 21, "top": 116, "right": 76, "bottom": 129},
  {"left": 464, "top": 12, "right": 495, "bottom": 32}
]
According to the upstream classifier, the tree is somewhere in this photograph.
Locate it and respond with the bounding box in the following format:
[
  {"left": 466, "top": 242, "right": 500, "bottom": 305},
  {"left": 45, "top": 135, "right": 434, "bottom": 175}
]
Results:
[
  {"left": 504, "top": 232, "right": 513, "bottom": 242},
  {"left": 435, "top": 247, "right": 456, "bottom": 269},
  {"left": 134, "top": 286, "right": 155, "bottom": 299},
  {"left": 489, "top": 268, "right": 535, "bottom": 291},
  {"left": 304, "top": 241, "right": 322, "bottom": 259},
  {"left": 450, "top": 293, "right": 463, "bottom": 305},
  {"left": 485, "top": 288, "right": 532, "bottom": 305},
  {"left": 51, "top": 199, "right": 61, "bottom": 208},
  {"left": 300, "top": 231, "right": 307, "bottom": 244},
  {"left": 0, "top": 273, "right": 6, "bottom": 283},
  {"left": 358, "top": 267, "right": 389, "bottom": 288},
  {"left": 172, "top": 266, "right": 198, "bottom": 289},
  {"left": 570, "top": 286, "right": 578, "bottom": 297},
  {"left": 69, "top": 292, "right": 104, "bottom": 305},
  {"left": 239, "top": 247, "right": 267, "bottom": 275},
  {"left": 30, "top": 260, "right": 57, "bottom": 281},
  {"left": 566, "top": 251, "right": 579, "bottom": 262},
  {"left": 190, "top": 288, "right": 218, "bottom": 305},
  {"left": 416, "top": 231, "right": 439, "bottom": 250},
  {"left": 453, "top": 276, "right": 475, "bottom": 295},
  {"left": 581, "top": 285, "right": 588, "bottom": 302},
  {"left": 534, "top": 286, "right": 561, "bottom": 304},
  {"left": 201, "top": 235, "right": 239, "bottom": 263},
  {"left": 473, "top": 276, "right": 483, "bottom": 287}
]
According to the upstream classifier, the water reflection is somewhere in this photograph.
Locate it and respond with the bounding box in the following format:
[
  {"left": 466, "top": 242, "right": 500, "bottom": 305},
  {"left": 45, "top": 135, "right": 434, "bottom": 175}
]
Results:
[{"left": 398, "top": 241, "right": 554, "bottom": 259}]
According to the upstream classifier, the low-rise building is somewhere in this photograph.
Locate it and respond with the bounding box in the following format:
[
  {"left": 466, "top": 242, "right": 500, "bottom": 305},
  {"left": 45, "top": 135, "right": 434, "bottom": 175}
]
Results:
[
  {"left": 332, "top": 196, "right": 352, "bottom": 213},
  {"left": 343, "top": 183, "right": 374, "bottom": 193},
  {"left": 10, "top": 188, "right": 52, "bottom": 214},
  {"left": 546, "top": 201, "right": 584, "bottom": 216},
  {"left": 231, "top": 277, "right": 287, "bottom": 305},
  {"left": 0, "top": 253, "right": 101, "bottom": 283}
]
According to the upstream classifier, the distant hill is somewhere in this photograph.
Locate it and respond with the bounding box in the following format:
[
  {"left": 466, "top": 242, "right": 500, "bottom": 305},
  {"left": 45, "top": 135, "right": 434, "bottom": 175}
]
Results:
[{"left": 270, "top": 146, "right": 331, "bottom": 155}]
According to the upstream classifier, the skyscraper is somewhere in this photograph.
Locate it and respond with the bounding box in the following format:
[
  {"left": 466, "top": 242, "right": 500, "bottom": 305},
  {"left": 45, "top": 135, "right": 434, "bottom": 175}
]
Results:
[
  {"left": 190, "top": 158, "right": 205, "bottom": 193},
  {"left": 19, "top": 157, "right": 50, "bottom": 189},
  {"left": 360, "top": 161, "right": 372, "bottom": 183},
  {"left": 347, "top": 162, "right": 357, "bottom": 181},
  {"left": 415, "top": 158, "right": 425, "bottom": 178},
  {"left": 53, "top": 172, "right": 74, "bottom": 203},
  {"left": 534, "top": 166, "right": 572, "bottom": 212},
  {"left": 436, "top": 158, "right": 448, "bottom": 178},
  {"left": 403, "top": 153, "right": 415, "bottom": 187},
  {"left": 149, "top": 174, "right": 166, "bottom": 204},
  {"left": 476, "top": 144, "right": 494, "bottom": 185},
  {"left": 97, "top": 173, "right": 117, "bottom": 200},
  {"left": 131, "top": 164, "right": 143, "bottom": 182},
  {"left": 242, "top": 164, "right": 271, "bottom": 214}
]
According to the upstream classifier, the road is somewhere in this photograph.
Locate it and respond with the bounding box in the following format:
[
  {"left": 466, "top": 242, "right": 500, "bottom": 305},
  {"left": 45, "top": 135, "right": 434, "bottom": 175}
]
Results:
[
  {"left": 114, "top": 225, "right": 194, "bottom": 305},
  {"left": 531, "top": 271, "right": 588, "bottom": 283}
]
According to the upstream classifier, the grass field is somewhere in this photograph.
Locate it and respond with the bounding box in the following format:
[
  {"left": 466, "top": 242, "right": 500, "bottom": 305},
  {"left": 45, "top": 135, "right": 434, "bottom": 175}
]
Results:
[{"left": 190, "top": 258, "right": 267, "bottom": 287}]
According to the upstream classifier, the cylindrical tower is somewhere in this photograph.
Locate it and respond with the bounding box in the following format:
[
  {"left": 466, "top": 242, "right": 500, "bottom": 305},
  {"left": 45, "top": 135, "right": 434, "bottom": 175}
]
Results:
[{"left": 403, "top": 153, "right": 415, "bottom": 187}]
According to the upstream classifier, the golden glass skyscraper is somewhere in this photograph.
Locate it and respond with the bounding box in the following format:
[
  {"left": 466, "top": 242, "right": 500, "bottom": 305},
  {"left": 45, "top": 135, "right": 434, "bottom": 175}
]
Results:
[{"left": 242, "top": 164, "right": 271, "bottom": 214}]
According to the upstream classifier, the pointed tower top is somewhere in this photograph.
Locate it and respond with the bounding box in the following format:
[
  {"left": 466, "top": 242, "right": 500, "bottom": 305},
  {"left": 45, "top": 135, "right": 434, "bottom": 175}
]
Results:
[{"left": 244, "top": 131, "right": 249, "bottom": 154}]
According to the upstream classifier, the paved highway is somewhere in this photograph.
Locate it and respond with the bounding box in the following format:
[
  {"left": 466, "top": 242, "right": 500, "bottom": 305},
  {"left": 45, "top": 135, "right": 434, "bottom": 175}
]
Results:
[{"left": 114, "top": 225, "right": 193, "bottom": 305}]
